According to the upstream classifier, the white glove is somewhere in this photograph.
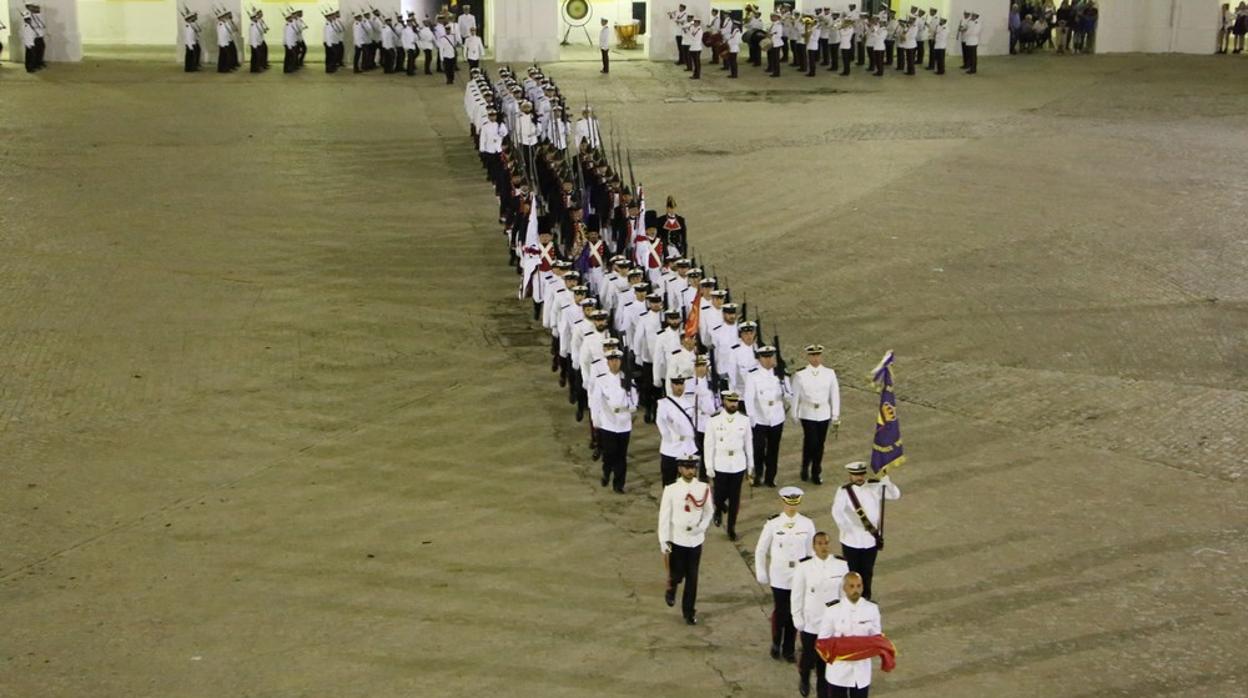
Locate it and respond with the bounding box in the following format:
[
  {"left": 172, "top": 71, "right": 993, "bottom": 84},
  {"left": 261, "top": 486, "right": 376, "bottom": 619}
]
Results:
[{"left": 661, "top": 542, "right": 672, "bottom": 555}]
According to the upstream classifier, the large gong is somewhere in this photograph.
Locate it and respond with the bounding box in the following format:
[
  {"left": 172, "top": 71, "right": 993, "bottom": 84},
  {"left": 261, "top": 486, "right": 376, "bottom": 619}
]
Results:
[{"left": 561, "top": 0, "right": 595, "bottom": 45}]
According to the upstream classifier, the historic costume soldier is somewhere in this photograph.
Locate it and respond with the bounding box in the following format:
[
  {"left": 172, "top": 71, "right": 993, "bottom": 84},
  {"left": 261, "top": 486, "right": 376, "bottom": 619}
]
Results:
[
  {"left": 790, "top": 344, "right": 841, "bottom": 485},
  {"left": 705, "top": 390, "right": 752, "bottom": 541},
  {"left": 659, "top": 456, "right": 713, "bottom": 625},
  {"left": 755, "top": 487, "right": 817, "bottom": 663},
  {"left": 830, "top": 462, "right": 900, "bottom": 600},
  {"left": 792, "top": 532, "right": 849, "bottom": 697}
]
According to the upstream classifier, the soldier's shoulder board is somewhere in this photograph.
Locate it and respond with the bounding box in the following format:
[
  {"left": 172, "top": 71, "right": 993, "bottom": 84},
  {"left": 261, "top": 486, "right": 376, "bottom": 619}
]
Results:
[
  {"left": 826, "top": 599, "right": 840, "bottom": 608},
  {"left": 794, "top": 366, "right": 807, "bottom": 373},
  {"left": 730, "top": 343, "right": 741, "bottom": 349},
  {"left": 712, "top": 324, "right": 723, "bottom": 331},
  {"left": 583, "top": 330, "right": 594, "bottom": 336},
  {"left": 748, "top": 367, "right": 759, "bottom": 373},
  {"left": 592, "top": 358, "right": 603, "bottom": 364},
  {"left": 798, "top": 556, "right": 812, "bottom": 563},
  {"left": 767, "top": 513, "right": 780, "bottom": 520},
  {"left": 622, "top": 301, "right": 634, "bottom": 308},
  {"left": 833, "top": 554, "right": 846, "bottom": 561},
  {"left": 672, "top": 349, "right": 682, "bottom": 355}
]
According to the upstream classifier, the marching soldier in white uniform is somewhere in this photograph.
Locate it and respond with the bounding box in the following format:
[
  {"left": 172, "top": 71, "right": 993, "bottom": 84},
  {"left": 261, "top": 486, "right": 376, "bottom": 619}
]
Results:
[
  {"left": 25, "top": 3, "right": 47, "bottom": 70},
  {"left": 744, "top": 345, "right": 791, "bottom": 487},
  {"left": 688, "top": 354, "right": 718, "bottom": 476},
  {"left": 464, "top": 27, "right": 484, "bottom": 70},
  {"left": 730, "top": 321, "right": 760, "bottom": 393},
  {"left": 792, "top": 531, "right": 849, "bottom": 697},
  {"left": 248, "top": 9, "right": 268, "bottom": 73},
  {"left": 705, "top": 390, "right": 752, "bottom": 541},
  {"left": 217, "top": 10, "right": 240, "bottom": 73},
  {"left": 790, "top": 344, "right": 841, "bottom": 485},
  {"left": 658, "top": 456, "right": 714, "bottom": 625},
  {"left": 283, "top": 11, "right": 300, "bottom": 73},
  {"left": 817, "top": 572, "right": 882, "bottom": 698},
  {"left": 755, "top": 487, "right": 816, "bottom": 664},
  {"left": 592, "top": 349, "right": 638, "bottom": 493},
  {"left": 657, "top": 375, "right": 698, "bottom": 485},
  {"left": 665, "top": 333, "right": 697, "bottom": 396},
  {"left": 831, "top": 462, "right": 900, "bottom": 600}
]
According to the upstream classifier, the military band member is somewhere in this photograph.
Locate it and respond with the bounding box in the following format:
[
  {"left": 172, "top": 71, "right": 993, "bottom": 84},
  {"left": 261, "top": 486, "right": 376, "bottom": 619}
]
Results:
[
  {"left": 790, "top": 344, "right": 841, "bottom": 485},
  {"left": 792, "top": 532, "right": 849, "bottom": 697},
  {"left": 932, "top": 18, "right": 948, "bottom": 75},
  {"left": 184, "top": 11, "right": 202, "bottom": 73},
  {"left": 831, "top": 462, "right": 900, "bottom": 600},
  {"left": 746, "top": 9, "right": 765, "bottom": 66},
  {"left": 657, "top": 376, "right": 698, "bottom": 485},
  {"left": 725, "top": 21, "right": 741, "bottom": 78},
  {"left": 248, "top": 9, "right": 268, "bottom": 73},
  {"left": 706, "top": 390, "right": 752, "bottom": 541},
  {"left": 825, "top": 11, "right": 841, "bottom": 71},
  {"left": 915, "top": 9, "right": 929, "bottom": 68},
  {"left": 745, "top": 346, "right": 790, "bottom": 487},
  {"left": 755, "top": 487, "right": 816, "bottom": 663},
  {"left": 659, "top": 455, "right": 713, "bottom": 625},
  {"left": 593, "top": 349, "right": 638, "bottom": 493},
  {"left": 805, "top": 13, "right": 821, "bottom": 76},
  {"left": 767, "top": 12, "right": 784, "bottom": 77},
  {"left": 885, "top": 10, "right": 898, "bottom": 65},
  {"left": 817, "top": 572, "right": 882, "bottom": 698},
  {"left": 293, "top": 9, "right": 307, "bottom": 67},
  {"left": 925, "top": 8, "right": 941, "bottom": 69},
  {"left": 964, "top": 11, "right": 981, "bottom": 74},
  {"left": 837, "top": 17, "right": 854, "bottom": 75},
  {"left": 854, "top": 10, "right": 867, "bottom": 65},
  {"left": 671, "top": 3, "right": 689, "bottom": 66},
  {"left": 867, "top": 16, "right": 885, "bottom": 76}
]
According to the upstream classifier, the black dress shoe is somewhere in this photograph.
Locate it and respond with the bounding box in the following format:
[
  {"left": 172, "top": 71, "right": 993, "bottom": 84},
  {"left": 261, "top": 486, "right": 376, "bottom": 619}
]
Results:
[
  {"left": 728, "top": 530, "right": 738, "bottom": 542},
  {"left": 811, "top": 475, "right": 823, "bottom": 485},
  {"left": 665, "top": 588, "right": 676, "bottom": 607},
  {"left": 685, "top": 615, "right": 697, "bottom": 625},
  {"left": 613, "top": 486, "right": 626, "bottom": 494},
  {"left": 799, "top": 678, "right": 811, "bottom": 697},
  {"left": 752, "top": 477, "right": 762, "bottom": 487},
  {"left": 770, "top": 643, "right": 781, "bottom": 660},
  {"left": 591, "top": 448, "right": 601, "bottom": 462},
  {"left": 784, "top": 654, "right": 796, "bottom": 664},
  {"left": 712, "top": 512, "right": 722, "bottom": 527}
]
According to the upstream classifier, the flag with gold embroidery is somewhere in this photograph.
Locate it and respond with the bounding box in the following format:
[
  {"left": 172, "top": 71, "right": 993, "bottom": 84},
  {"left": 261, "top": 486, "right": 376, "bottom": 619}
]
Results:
[{"left": 869, "top": 351, "right": 905, "bottom": 474}]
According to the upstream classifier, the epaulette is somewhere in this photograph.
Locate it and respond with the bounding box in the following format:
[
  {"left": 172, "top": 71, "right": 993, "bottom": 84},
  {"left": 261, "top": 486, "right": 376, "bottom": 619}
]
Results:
[
  {"left": 583, "top": 330, "right": 594, "bottom": 337},
  {"left": 712, "top": 324, "right": 723, "bottom": 331},
  {"left": 594, "top": 372, "right": 606, "bottom": 379},
  {"left": 748, "top": 367, "right": 759, "bottom": 373},
  {"left": 622, "top": 301, "right": 634, "bottom": 308},
  {"left": 730, "top": 343, "right": 740, "bottom": 349},
  {"left": 554, "top": 287, "right": 567, "bottom": 294},
  {"left": 572, "top": 318, "right": 585, "bottom": 325},
  {"left": 591, "top": 358, "right": 604, "bottom": 364},
  {"left": 795, "top": 366, "right": 807, "bottom": 372},
  {"left": 834, "top": 554, "right": 846, "bottom": 561},
  {"left": 671, "top": 349, "right": 682, "bottom": 355},
  {"left": 767, "top": 513, "right": 780, "bottom": 520},
  {"left": 798, "top": 556, "right": 812, "bottom": 563},
  {"left": 825, "top": 599, "right": 840, "bottom": 608}
]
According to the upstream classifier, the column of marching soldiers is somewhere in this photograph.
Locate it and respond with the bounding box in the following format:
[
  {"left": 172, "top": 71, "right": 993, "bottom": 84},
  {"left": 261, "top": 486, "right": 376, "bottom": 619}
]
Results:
[
  {"left": 467, "top": 66, "right": 901, "bottom": 698},
  {"left": 179, "top": 4, "right": 482, "bottom": 78}
]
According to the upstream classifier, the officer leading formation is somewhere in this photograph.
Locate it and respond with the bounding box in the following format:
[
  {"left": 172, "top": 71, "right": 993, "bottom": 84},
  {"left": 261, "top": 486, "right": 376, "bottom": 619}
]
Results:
[{"left": 466, "top": 65, "right": 902, "bottom": 696}]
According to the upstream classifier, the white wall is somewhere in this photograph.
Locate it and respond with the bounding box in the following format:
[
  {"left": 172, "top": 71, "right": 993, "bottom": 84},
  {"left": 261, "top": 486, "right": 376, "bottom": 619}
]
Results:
[
  {"left": 493, "top": 0, "right": 559, "bottom": 62},
  {"left": 8, "top": 0, "right": 81, "bottom": 61},
  {"left": 79, "top": 0, "right": 176, "bottom": 44},
  {"left": 1095, "top": 0, "right": 1219, "bottom": 54}
]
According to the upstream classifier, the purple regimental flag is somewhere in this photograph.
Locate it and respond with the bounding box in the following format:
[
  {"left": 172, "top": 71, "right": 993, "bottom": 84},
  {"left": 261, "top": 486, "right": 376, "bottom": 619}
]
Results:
[{"left": 869, "top": 351, "right": 905, "bottom": 474}]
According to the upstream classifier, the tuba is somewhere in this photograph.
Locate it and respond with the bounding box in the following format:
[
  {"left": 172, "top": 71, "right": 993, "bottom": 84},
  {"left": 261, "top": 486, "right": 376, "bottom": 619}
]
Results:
[{"left": 801, "top": 14, "right": 816, "bottom": 44}]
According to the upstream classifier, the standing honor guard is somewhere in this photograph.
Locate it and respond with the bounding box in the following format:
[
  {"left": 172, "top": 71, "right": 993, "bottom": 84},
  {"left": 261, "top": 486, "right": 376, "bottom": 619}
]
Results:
[
  {"left": 754, "top": 487, "right": 817, "bottom": 664},
  {"left": 324, "top": 9, "right": 345, "bottom": 74},
  {"left": 25, "top": 3, "right": 47, "bottom": 70},
  {"left": 792, "top": 532, "right": 849, "bottom": 697},
  {"left": 790, "top": 344, "right": 841, "bottom": 485},
  {"left": 767, "top": 12, "right": 784, "bottom": 77},
  {"left": 831, "top": 462, "right": 900, "bottom": 600},
  {"left": 217, "top": 9, "right": 240, "bottom": 73},
  {"left": 705, "top": 390, "right": 752, "bottom": 541},
  {"left": 183, "top": 9, "right": 202, "bottom": 72},
  {"left": 963, "top": 11, "right": 981, "bottom": 74},
  {"left": 464, "top": 27, "right": 483, "bottom": 70},
  {"left": 592, "top": 349, "right": 638, "bottom": 493},
  {"left": 380, "top": 15, "right": 398, "bottom": 73},
  {"left": 352, "top": 11, "right": 367, "bottom": 72},
  {"left": 248, "top": 8, "right": 268, "bottom": 73},
  {"left": 932, "top": 17, "right": 948, "bottom": 75},
  {"left": 725, "top": 20, "right": 741, "bottom": 78},
  {"left": 20, "top": 11, "right": 38, "bottom": 73},
  {"left": 658, "top": 455, "right": 714, "bottom": 626},
  {"left": 282, "top": 9, "right": 300, "bottom": 73}
]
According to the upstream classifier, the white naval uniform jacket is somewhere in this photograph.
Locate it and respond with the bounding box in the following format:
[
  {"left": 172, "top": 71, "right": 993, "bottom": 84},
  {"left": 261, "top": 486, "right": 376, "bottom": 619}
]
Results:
[
  {"left": 650, "top": 328, "right": 682, "bottom": 388},
  {"left": 249, "top": 22, "right": 265, "bottom": 48},
  {"left": 754, "top": 512, "right": 816, "bottom": 590},
  {"left": 634, "top": 312, "right": 662, "bottom": 365},
  {"left": 934, "top": 24, "right": 949, "bottom": 50},
  {"left": 657, "top": 392, "right": 698, "bottom": 458},
  {"left": 665, "top": 346, "right": 695, "bottom": 394},
  {"left": 592, "top": 373, "right": 637, "bottom": 433},
  {"left": 704, "top": 411, "right": 753, "bottom": 475},
  {"left": 185, "top": 23, "right": 200, "bottom": 47},
  {"left": 478, "top": 121, "right": 505, "bottom": 154},
  {"left": 599, "top": 25, "right": 611, "bottom": 51},
  {"left": 790, "top": 365, "right": 841, "bottom": 423},
  {"left": 353, "top": 21, "right": 368, "bottom": 45},
  {"left": 285, "top": 22, "right": 299, "bottom": 49},
  {"left": 730, "top": 342, "right": 759, "bottom": 393},
  {"left": 818, "top": 598, "right": 882, "bottom": 689},
  {"left": 579, "top": 328, "right": 608, "bottom": 385},
  {"left": 218, "top": 21, "right": 234, "bottom": 47},
  {"left": 964, "top": 19, "right": 981, "bottom": 46},
  {"left": 791, "top": 554, "right": 850, "bottom": 634},
  {"left": 658, "top": 477, "right": 714, "bottom": 552},
  {"left": 831, "top": 476, "right": 901, "bottom": 549},
  {"left": 687, "top": 374, "right": 718, "bottom": 433},
  {"left": 743, "top": 367, "right": 789, "bottom": 428},
  {"left": 838, "top": 25, "right": 854, "bottom": 47},
  {"left": 465, "top": 35, "right": 483, "bottom": 60}
]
